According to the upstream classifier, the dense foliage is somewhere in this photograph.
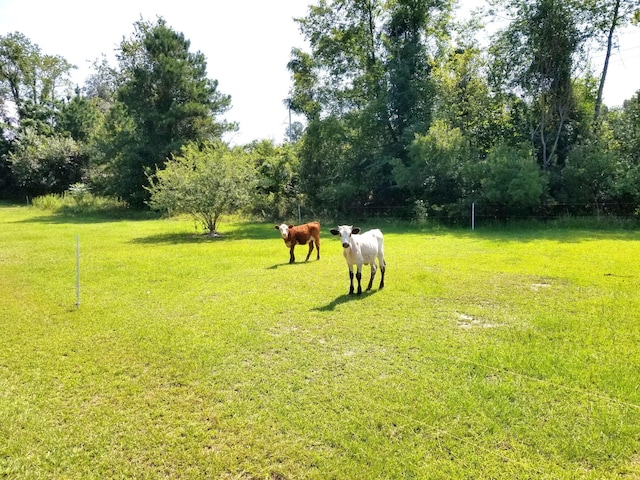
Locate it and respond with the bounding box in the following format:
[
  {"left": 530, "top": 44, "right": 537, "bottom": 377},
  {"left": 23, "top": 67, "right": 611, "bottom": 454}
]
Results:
[
  {"left": 288, "top": 0, "right": 640, "bottom": 219},
  {"left": 1, "top": 2, "right": 639, "bottom": 221}
]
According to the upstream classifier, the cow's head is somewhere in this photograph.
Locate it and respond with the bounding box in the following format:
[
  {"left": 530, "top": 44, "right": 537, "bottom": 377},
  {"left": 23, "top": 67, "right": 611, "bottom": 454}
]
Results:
[
  {"left": 275, "top": 224, "right": 294, "bottom": 239},
  {"left": 330, "top": 225, "right": 361, "bottom": 249}
]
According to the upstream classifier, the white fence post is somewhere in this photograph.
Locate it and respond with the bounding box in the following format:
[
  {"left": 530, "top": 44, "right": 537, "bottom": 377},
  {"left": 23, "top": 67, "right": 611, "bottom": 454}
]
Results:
[
  {"left": 75, "top": 234, "right": 80, "bottom": 308},
  {"left": 472, "top": 203, "right": 475, "bottom": 231}
]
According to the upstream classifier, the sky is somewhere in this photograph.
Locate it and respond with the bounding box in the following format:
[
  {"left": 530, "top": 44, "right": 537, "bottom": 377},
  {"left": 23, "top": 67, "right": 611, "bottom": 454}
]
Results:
[{"left": 1, "top": 0, "right": 639, "bottom": 146}]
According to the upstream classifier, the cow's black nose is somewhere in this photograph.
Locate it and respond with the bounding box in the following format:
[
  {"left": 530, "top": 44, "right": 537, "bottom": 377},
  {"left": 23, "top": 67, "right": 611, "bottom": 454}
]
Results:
[{"left": 342, "top": 243, "right": 350, "bottom": 248}]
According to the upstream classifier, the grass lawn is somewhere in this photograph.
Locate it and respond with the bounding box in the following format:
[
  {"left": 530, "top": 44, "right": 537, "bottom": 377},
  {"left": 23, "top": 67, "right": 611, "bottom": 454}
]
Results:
[{"left": 1, "top": 204, "right": 639, "bottom": 479}]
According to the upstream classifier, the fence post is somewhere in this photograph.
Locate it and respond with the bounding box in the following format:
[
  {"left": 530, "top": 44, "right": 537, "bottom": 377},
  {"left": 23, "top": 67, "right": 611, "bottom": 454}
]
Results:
[
  {"left": 75, "top": 234, "right": 80, "bottom": 308},
  {"left": 472, "top": 202, "right": 475, "bottom": 231}
]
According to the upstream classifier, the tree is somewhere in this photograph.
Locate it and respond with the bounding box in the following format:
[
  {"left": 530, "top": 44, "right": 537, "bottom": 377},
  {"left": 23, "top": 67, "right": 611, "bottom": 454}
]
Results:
[
  {"left": 146, "top": 142, "right": 255, "bottom": 235},
  {"left": 384, "top": 0, "right": 441, "bottom": 148},
  {"left": 248, "top": 140, "right": 301, "bottom": 219},
  {"left": 0, "top": 123, "right": 12, "bottom": 198},
  {"left": 56, "top": 89, "right": 103, "bottom": 143},
  {"left": 90, "top": 101, "right": 138, "bottom": 200},
  {"left": 8, "top": 128, "right": 84, "bottom": 197},
  {"left": 0, "top": 32, "right": 74, "bottom": 135},
  {"left": 562, "top": 140, "right": 616, "bottom": 214},
  {"left": 83, "top": 55, "right": 118, "bottom": 107},
  {"left": 577, "top": 0, "right": 640, "bottom": 122},
  {"left": 612, "top": 91, "right": 640, "bottom": 163},
  {"left": 607, "top": 90, "right": 640, "bottom": 210},
  {"left": 289, "top": 0, "right": 452, "bottom": 211},
  {"left": 296, "top": 116, "right": 353, "bottom": 215},
  {"left": 432, "top": 45, "right": 509, "bottom": 156},
  {"left": 393, "top": 120, "right": 471, "bottom": 211},
  {"left": 289, "top": 0, "right": 386, "bottom": 211},
  {"left": 489, "top": 0, "right": 581, "bottom": 171},
  {"left": 0, "top": 33, "right": 78, "bottom": 198},
  {"left": 109, "top": 18, "right": 236, "bottom": 206}
]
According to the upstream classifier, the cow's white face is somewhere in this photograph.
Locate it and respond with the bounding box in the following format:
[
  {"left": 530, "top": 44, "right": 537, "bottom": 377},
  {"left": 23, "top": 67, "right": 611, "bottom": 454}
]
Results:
[
  {"left": 330, "top": 225, "right": 360, "bottom": 249},
  {"left": 276, "top": 224, "right": 291, "bottom": 239}
]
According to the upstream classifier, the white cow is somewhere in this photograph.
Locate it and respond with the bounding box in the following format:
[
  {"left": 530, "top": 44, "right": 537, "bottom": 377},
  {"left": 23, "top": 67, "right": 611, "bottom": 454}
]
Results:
[{"left": 330, "top": 225, "right": 385, "bottom": 295}]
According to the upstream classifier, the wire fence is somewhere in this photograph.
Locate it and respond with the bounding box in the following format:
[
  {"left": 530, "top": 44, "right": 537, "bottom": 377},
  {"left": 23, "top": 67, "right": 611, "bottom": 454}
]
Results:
[
  {"left": 469, "top": 202, "right": 640, "bottom": 224},
  {"left": 293, "top": 202, "right": 640, "bottom": 227}
]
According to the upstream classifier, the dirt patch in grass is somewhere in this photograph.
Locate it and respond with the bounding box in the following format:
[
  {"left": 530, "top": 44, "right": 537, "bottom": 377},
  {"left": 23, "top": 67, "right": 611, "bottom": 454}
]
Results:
[{"left": 457, "top": 313, "right": 506, "bottom": 329}]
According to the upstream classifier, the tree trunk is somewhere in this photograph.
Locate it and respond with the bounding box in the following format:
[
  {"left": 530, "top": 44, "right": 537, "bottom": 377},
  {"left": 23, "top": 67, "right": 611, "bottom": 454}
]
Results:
[{"left": 594, "top": 0, "right": 621, "bottom": 122}]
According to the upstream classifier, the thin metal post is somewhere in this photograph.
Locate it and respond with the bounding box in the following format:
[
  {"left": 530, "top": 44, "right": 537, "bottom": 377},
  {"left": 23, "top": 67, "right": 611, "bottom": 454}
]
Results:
[
  {"left": 472, "top": 202, "right": 475, "bottom": 231},
  {"left": 75, "top": 234, "right": 80, "bottom": 308}
]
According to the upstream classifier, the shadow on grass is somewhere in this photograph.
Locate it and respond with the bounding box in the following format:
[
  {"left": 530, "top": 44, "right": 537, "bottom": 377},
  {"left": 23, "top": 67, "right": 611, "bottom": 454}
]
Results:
[
  {"left": 9, "top": 204, "right": 637, "bottom": 244},
  {"left": 267, "top": 262, "right": 289, "bottom": 270},
  {"left": 12, "top": 211, "right": 159, "bottom": 225},
  {"left": 130, "top": 223, "right": 279, "bottom": 245},
  {"left": 266, "top": 258, "right": 322, "bottom": 269},
  {"left": 313, "top": 289, "right": 381, "bottom": 312},
  {"left": 129, "top": 232, "right": 217, "bottom": 245}
]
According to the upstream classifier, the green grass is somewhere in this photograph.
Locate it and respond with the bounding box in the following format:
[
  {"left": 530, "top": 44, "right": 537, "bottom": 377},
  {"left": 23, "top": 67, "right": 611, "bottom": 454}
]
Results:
[{"left": 1, "top": 204, "right": 639, "bottom": 479}]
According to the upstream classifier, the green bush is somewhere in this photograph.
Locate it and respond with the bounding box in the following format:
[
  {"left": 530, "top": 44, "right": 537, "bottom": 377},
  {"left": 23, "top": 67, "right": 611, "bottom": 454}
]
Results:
[
  {"left": 146, "top": 142, "right": 255, "bottom": 235},
  {"left": 476, "top": 143, "right": 548, "bottom": 217},
  {"left": 31, "top": 189, "right": 127, "bottom": 214}
]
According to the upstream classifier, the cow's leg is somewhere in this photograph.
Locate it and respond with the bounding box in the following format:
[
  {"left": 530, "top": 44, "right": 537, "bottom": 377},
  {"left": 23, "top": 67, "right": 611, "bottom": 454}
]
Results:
[
  {"left": 289, "top": 246, "right": 295, "bottom": 264},
  {"left": 367, "top": 263, "right": 377, "bottom": 291},
  {"left": 305, "top": 241, "right": 314, "bottom": 261},
  {"left": 379, "top": 258, "right": 386, "bottom": 290},
  {"left": 356, "top": 264, "right": 363, "bottom": 295},
  {"left": 348, "top": 266, "right": 355, "bottom": 295},
  {"left": 315, "top": 237, "right": 320, "bottom": 260}
]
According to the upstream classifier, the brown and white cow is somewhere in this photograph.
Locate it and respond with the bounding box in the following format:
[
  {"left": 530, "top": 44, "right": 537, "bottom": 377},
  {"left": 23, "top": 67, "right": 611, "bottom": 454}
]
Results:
[{"left": 275, "top": 221, "right": 321, "bottom": 264}]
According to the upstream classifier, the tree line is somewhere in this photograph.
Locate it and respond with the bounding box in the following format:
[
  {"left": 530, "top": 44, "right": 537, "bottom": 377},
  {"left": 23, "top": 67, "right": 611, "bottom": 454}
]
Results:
[{"left": 1, "top": 0, "right": 640, "bottom": 229}]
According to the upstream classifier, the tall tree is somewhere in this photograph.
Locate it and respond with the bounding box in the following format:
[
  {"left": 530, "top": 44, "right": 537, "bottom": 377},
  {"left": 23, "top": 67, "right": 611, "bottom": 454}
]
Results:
[
  {"left": 56, "top": 89, "right": 103, "bottom": 143},
  {"left": 289, "top": 0, "right": 388, "bottom": 211},
  {"left": 385, "top": 0, "right": 442, "bottom": 148},
  {"left": 247, "top": 139, "right": 301, "bottom": 220},
  {"left": 289, "top": 0, "right": 452, "bottom": 211},
  {"left": 0, "top": 33, "right": 77, "bottom": 199},
  {"left": 432, "top": 46, "right": 501, "bottom": 153},
  {"left": 109, "top": 18, "right": 235, "bottom": 206},
  {"left": 0, "top": 32, "right": 74, "bottom": 134},
  {"left": 585, "top": 0, "right": 640, "bottom": 122},
  {"left": 607, "top": 91, "right": 640, "bottom": 208},
  {"left": 489, "top": 0, "right": 581, "bottom": 171}
]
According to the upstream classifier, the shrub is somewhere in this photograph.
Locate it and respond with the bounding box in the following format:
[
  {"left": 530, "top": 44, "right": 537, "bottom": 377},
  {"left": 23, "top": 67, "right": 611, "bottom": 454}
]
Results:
[
  {"left": 146, "top": 142, "right": 256, "bottom": 235},
  {"left": 31, "top": 189, "right": 127, "bottom": 214},
  {"left": 476, "top": 143, "right": 548, "bottom": 217}
]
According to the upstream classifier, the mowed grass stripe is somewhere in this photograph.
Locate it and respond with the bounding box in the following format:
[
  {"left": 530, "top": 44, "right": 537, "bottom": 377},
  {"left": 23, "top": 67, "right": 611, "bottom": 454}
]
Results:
[{"left": 1, "top": 205, "right": 639, "bottom": 478}]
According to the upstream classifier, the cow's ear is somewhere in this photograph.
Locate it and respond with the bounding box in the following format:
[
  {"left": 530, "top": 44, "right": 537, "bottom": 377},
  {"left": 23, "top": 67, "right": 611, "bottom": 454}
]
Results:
[
  {"left": 274, "top": 225, "right": 280, "bottom": 230},
  {"left": 288, "top": 224, "right": 294, "bottom": 228},
  {"left": 352, "top": 227, "right": 361, "bottom": 235},
  {"left": 330, "top": 228, "right": 339, "bottom": 236}
]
